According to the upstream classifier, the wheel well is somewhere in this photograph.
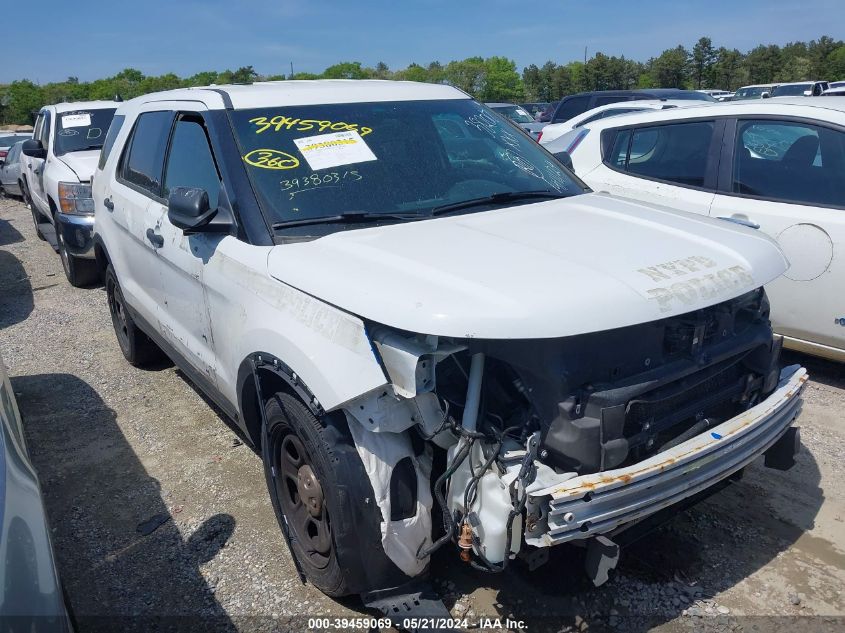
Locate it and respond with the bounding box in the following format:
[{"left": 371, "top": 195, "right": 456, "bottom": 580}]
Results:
[
  {"left": 239, "top": 361, "right": 310, "bottom": 450},
  {"left": 93, "top": 239, "right": 111, "bottom": 275}
]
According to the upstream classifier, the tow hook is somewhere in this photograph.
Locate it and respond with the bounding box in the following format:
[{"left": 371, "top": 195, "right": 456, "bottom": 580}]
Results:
[
  {"left": 764, "top": 426, "right": 801, "bottom": 471},
  {"left": 458, "top": 521, "right": 473, "bottom": 562}
]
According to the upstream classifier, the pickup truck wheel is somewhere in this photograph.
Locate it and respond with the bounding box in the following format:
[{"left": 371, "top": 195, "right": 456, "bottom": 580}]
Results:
[
  {"left": 263, "top": 393, "right": 410, "bottom": 597},
  {"left": 58, "top": 230, "right": 99, "bottom": 287},
  {"left": 22, "top": 184, "right": 44, "bottom": 240},
  {"left": 105, "top": 265, "right": 163, "bottom": 366}
]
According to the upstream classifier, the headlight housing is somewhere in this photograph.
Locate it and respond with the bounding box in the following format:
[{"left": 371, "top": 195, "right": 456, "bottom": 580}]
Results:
[{"left": 58, "top": 182, "right": 95, "bottom": 215}]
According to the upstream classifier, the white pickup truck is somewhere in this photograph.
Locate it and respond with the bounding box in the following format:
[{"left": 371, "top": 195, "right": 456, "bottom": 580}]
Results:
[
  {"left": 91, "top": 81, "right": 806, "bottom": 603},
  {"left": 20, "top": 101, "right": 117, "bottom": 286}
]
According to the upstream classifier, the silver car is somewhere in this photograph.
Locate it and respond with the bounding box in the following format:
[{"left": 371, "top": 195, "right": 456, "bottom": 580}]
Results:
[
  {"left": 0, "top": 350, "right": 72, "bottom": 630},
  {"left": 0, "top": 140, "right": 24, "bottom": 197}
]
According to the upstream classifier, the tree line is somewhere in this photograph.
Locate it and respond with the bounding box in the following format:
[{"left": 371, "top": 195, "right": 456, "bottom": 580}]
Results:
[{"left": 2, "top": 35, "right": 844, "bottom": 125}]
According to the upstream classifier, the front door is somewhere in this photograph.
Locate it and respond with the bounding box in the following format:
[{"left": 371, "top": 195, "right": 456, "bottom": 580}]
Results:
[{"left": 148, "top": 110, "right": 222, "bottom": 386}]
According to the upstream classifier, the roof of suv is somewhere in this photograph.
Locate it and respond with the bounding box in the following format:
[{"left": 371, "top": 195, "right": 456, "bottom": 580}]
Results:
[
  {"left": 49, "top": 100, "right": 120, "bottom": 113},
  {"left": 123, "top": 80, "right": 470, "bottom": 111},
  {"left": 567, "top": 97, "right": 845, "bottom": 133}
]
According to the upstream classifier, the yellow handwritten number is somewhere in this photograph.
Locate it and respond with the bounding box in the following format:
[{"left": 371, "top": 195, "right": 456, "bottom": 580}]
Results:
[{"left": 243, "top": 149, "right": 300, "bottom": 170}]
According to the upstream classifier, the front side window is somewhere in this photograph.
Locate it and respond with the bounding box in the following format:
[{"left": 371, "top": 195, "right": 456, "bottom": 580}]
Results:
[
  {"left": 163, "top": 117, "right": 221, "bottom": 208},
  {"left": 120, "top": 111, "right": 173, "bottom": 197},
  {"left": 733, "top": 119, "right": 845, "bottom": 207},
  {"left": 39, "top": 111, "right": 51, "bottom": 148},
  {"left": 54, "top": 108, "right": 116, "bottom": 156},
  {"left": 231, "top": 99, "right": 584, "bottom": 236},
  {"left": 607, "top": 121, "right": 715, "bottom": 187}
]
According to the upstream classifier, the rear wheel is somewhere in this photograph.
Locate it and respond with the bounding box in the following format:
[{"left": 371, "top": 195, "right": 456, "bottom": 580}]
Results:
[
  {"left": 58, "top": 228, "right": 99, "bottom": 287},
  {"left": 105, "top": 265, "right": 163, "bottom": 366},
  {"left": 262, "top": 392, "right": 410, "bottom": 597}
]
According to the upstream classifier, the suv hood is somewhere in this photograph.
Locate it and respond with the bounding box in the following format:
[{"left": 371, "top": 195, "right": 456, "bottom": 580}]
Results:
[
  {"left": 267, "top": 193, "right": 788, "bottom": 339},
  {"left": 57, "top": 150, "right": 99, "bottom": 183}
]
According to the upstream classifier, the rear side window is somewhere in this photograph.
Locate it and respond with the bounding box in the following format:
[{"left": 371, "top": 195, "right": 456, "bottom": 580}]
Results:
[
  {"left": 163, "top": 117, "right": 221, "bottom": 208},
  {"left": 120, "top": 111, "right": 173, "bottom": 197},
  {"left": 733, "top": 119, "right": 845, "bottom": 208},
  {"left": 606, "top": 121, "right": 715, "bottom": 187},
  {"left": 553, "top": 96, "right": 591, "bottom": 123},
  {"left": 98, "top": 114, "right": 125, "bottom": 170}
]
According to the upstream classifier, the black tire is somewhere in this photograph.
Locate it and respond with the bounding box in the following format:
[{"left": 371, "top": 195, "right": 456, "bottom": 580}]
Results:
[
  {"left": 262, "top": 392, "right": 411, "bottom": 597},
  {"left": 58, "top": 228, "right": 99, "bottom": 287},
  {"left": 105, "top": 265, "right": 163, "bottom": 366},
  {"left": 22, "top": 182, "right": 44, "bottom": 240}
]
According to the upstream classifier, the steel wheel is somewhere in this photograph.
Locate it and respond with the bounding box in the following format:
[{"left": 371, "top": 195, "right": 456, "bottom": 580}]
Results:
[
  {"left": 271, "top": 429, "right": 333, "bottom": 570},
  {"left": 106, "top": 272, "right": 131, "bottom": 353}
]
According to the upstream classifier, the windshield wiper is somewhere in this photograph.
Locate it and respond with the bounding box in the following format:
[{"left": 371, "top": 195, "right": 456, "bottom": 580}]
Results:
[
  {"left": 272, "top": 211, "right": 422, "bottom": 230},
  {"left": 430, "top": 190, "right": 568, "bottom": 216}
]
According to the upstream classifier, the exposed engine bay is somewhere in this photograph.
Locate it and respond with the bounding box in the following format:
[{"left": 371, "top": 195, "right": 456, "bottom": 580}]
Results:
[{"left": 343, "top": 287, "right": 791, "bottom": 580}]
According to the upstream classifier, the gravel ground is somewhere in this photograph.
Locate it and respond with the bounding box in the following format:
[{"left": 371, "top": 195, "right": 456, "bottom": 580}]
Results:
[{"left": 1, "top": 194, "right": 844, "bottom": 633}]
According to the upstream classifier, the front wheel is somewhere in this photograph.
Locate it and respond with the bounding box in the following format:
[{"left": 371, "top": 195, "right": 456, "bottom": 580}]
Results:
[
  {"left": 58, "top": 229, "right": 99, "bottom": 287},
  {"left": 262, "top": 392, "right": 411, "bottom": 597}
]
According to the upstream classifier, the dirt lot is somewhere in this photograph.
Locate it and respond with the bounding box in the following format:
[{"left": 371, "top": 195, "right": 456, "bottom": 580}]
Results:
[{"left": 1, "top": 194, "right": 844, "bottom": 632}]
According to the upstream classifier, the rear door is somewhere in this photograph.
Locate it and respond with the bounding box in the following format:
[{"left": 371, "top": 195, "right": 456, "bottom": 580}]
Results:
[
  {"left": 710, "top": 116, "right": 845, "bottom": 355},
  {"left": 106, "top": 108, "right": 174, "bottom": 327},
  {"left": 583, "top": 118, "right": 722, "bottom": 215}
]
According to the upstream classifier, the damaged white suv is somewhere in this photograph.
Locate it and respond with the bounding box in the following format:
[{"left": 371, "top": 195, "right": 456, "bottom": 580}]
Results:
[{"left": 92, "top": 80, "right": 807, "bottom": 600}]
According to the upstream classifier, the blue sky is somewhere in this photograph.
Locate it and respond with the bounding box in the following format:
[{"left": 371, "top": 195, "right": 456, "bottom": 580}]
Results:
[{"left": 4, "top": 0, "right": 844, "bottom": 83}]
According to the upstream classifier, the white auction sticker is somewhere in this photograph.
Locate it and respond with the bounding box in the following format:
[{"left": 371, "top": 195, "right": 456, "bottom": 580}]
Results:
[
  {"left": 293, "top": 130, "right": 377, "bottom": 171},
  {"left": 62, "top": 113, "right": 91, "bottom": 128}
]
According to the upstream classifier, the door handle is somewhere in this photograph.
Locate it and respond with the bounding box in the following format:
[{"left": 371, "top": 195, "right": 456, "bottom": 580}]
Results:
[
  {"left": 717, "top": 216, "right": 760, "bottom": 230},
  {"left": 103, "top": 197, "right": 114, "bottom": 211},
  {"left": 145, "top": 228, "right": 164, "bottom": 248}
]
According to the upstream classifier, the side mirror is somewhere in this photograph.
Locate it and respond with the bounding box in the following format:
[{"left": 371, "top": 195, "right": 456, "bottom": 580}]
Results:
[
  {"left": 804, "top": 90, "right": 813, "bottom": 96},
  {"left": 21, "top": 139, "right": 46, "bottom": 159},
  {"left": 553, "top": 150, "right": 574, "bottom": 171},
  {"left": 0, "top": 158, "right": 5, "bottom": 167},
  {"left": 167, "top": 187, "right": 218, "bottom": 232},
  {"left": 761, "top": 91, "right": 771, "bottom": 99}
]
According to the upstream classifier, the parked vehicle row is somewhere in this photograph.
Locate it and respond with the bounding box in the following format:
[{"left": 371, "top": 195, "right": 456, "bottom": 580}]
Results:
[{"left": 544, "top": 97, "right": 845, "bottom": 362}]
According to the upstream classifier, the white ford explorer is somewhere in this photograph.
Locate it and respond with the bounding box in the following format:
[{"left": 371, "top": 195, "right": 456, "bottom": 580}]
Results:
[
  {"left": 91, "top": 80, "right": 807, "bottom": 601},
  {"left": 20, "top": 100, "right": 118, "bottom": 286}
]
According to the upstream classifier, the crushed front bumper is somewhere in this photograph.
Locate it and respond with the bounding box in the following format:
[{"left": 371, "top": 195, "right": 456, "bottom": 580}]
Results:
[{"left": 530, "top": 365, "right": 807, "bottom": 546}]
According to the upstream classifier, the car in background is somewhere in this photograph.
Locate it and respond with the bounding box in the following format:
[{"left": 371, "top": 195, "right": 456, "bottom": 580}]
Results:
[
  {"left": 828, "top": 81, "right": 845, "bottom": 90},
  {"left": 546, "top": 89, "right": 716, "bottom": 126},
  {"left": 538, "top": 99, "right": 710, "bottom": 146},
  {"left": 536, "top": 100, "right": 560, "bottom": 122},
  {"left": 0, "top": 140, "right": 25, "bottom": 197},
  {"left": 519, "top": 102, "right": 548, "bottom": 118},
  {"left": 544, "top": 98, "right": 845, "bottom": 362},
  {"left": 733, "top": 84, "right": 778, "bottom": 100},
  {"left": 0, "top": 132, "right": 31, "bottom": 163},
  {"left": 485, "top": 102, "right": 544, "bottom": 138},
  {"left": 822, "top": 86, "right": 845, "bottom": 96},
  {"left": 0, "top": 350, "right": 73, "bottom": 630},
  {"left": 771, "top": 81, "right": 829, "bottom": 97},
  {"left": 20, "top": 101, "right": 118, "bottom": 287},
  {"left": 698, "top": 89, "right": 734, "bottom": 101}
]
